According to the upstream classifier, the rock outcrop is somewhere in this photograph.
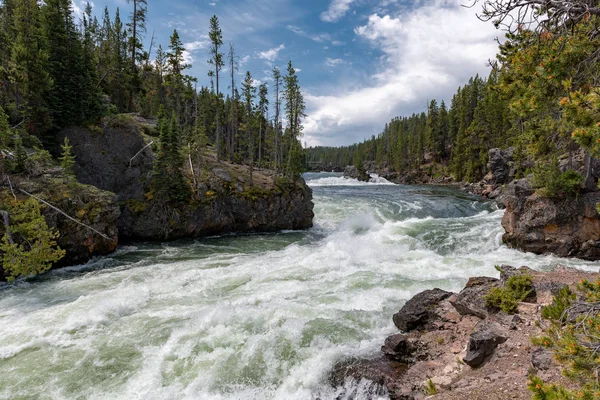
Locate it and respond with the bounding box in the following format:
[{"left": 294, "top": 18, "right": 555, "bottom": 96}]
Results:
[
  {"left": 328, "top": 266, "right": 598, "bottom": 400},
  {"left": 60, "top": 114, "right": 314, "bottom": 242},
  {"left": 501, "top": 178, "right": 600, "bottom": 260}
]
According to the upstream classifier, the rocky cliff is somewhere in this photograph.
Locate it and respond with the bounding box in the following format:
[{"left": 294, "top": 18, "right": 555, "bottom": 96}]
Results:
[
  {"left": 329, "top": 265, "right": 598, "bottom": 400},
  {"left": 59, "top": 114, "right": 314, "bottom": 242},
  {"left": 501, "top": 178, "right": 600, "bottom": 260}
]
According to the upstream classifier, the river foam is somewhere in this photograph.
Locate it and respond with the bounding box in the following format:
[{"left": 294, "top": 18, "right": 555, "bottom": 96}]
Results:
[{"left": 0, "top": 172, "right": 596, "bottom": 400}]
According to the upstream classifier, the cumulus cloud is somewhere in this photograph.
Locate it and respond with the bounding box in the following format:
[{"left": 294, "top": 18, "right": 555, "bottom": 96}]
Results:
[
  {"left": 321, "top": 0, "right": 357, "bottom": 22},
  {"left": 258, "top": 44, "right": 286, "bottom": 62},
  {"left": 304, "top": 0, "right": 499, "bottom": 146}
]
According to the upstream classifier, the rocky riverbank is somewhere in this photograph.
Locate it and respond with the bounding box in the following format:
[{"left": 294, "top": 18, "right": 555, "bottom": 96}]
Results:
[{"left": 329, "top": 265, "right": 599, "bottom": 400}]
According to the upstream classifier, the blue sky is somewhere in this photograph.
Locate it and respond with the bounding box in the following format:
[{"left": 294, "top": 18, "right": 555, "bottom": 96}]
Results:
[{"left": 75, "top": 0, "right": 501, "bottom": 146}]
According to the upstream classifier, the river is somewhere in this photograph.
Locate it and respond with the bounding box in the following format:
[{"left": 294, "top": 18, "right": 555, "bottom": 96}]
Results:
[{"left": 0, "top": 172, "right": 595, "bottom": 400}]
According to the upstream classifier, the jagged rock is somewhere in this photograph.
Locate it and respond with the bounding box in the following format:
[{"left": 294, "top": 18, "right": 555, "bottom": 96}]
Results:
[
  {"left": 450, "top": 276, "right": 500, "bottom": 319},
  {"left": 531, "top": 347, "right": 553, "bottom": 371},
  {"left": 501, "top": 185, "right": 600, "bottom": 260},
  {"left": 463, "top": 321, "right": 508, "bottom": 367},
  {"left": 393, "top": 289, "right": 453, "bottom": 332},
  {"left": 487, "top": 148, "right": 514, "bottom": 184}
]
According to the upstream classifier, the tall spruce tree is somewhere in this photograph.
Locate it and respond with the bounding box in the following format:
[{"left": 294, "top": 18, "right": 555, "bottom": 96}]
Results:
[{"left": 208, "top": 15, "right": 224, "bottom": 162}]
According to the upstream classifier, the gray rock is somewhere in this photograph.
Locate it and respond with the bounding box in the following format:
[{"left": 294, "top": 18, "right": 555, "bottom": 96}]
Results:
[
  {"left": 463, "top": 321, "right": 508, "bottom": 367},
  {"left": 393, "top": 289, "right": 453, "bottom": 332},
  {"left": 381, "top": 334, "right": 421, "bottom": 363},
  {"left": 450, "top": 276, "right": 500, "bottom": 319},
  {"left": 212, "top": 168, "right": 232, "bottom": 182},
  {"left": 531, "top": 347, "right": 553, "bottom": 371},
  {"left": 487, "top": 148, "right": 514, "bottom": 184},
  {"left": 329, "top": 357, "right": 412, "bottom": 400}
]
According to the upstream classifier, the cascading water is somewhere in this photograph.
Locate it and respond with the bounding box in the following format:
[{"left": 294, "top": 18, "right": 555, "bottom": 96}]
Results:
[{"left": 0, "top": 172, "right": 596, "bottom": 400}]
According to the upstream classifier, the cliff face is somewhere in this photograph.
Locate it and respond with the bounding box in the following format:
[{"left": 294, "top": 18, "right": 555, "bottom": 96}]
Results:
[
  {"left": 501, "top": 178, "right": 600, "bottom": 260},
  {"left": 59, "top": 114, "right": 314, "bottom": 242}
]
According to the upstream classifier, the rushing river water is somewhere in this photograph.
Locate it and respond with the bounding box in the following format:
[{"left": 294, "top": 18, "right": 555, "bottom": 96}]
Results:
[{"left": 0, "top": 172, "right": 597, "bottom": 400}]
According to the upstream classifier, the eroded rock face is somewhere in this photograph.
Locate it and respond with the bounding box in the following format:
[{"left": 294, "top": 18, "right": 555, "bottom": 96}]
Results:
[
  {"left": 392, "top": 289, "right": 453, "bottom": 332},
  {"left": 487, "top": 148, "right": 515, "bottom": 185},
  {"left": 501, "top": 179, "right": 600, "bottom": 260}
]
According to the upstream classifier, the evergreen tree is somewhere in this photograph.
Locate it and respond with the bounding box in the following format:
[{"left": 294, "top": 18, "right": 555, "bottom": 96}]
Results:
[
  {"left": 0, "top": 198, "right": 65, "bottom": 281},
  {"left": 166, "top": 29, "right": 189, "bottom": 122},
  {"left": 241, "top": 71, "right": 256, "bottom": 185},
  {"left": 59, "top": 137, "right": 76, "bottom": 179},
  {"left": 257, "top": 82, "right": 268, "bottom": 168},
  {"left": 208, "top": 15, "right": 224, "bottom": 162}
]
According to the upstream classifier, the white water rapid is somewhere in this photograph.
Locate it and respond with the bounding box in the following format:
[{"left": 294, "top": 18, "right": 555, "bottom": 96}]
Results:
[{"left": 0, "top": 172, "right": 596, "bottom": 400}]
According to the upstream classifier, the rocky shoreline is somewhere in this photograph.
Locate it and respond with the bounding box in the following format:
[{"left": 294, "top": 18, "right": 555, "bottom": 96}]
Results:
[{"left": 328, "top": 265, "right": 599, "bottom": 400}]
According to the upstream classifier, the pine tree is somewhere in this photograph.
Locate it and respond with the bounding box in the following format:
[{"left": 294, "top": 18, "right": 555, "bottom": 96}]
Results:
[
  {"left": 208, "top": 15, "right": 224, "bottom": 162},
  {"left": 257, "top": 82, "right": 268, "bottom": 169},
  {"left": 242, "top": 71, "right": 256, "bottom": 185},
  {"left": 59, "top": 137, "right": 76, "bottom": 179},
  {"left": 126, "top": 0, "right": 147, "bottom": 110},
  {"left": 166, "top": 29, "right": 189, "bottom": 122},
  {"left": 0, "top": 198, "right": 65, "bottom": 281},
  {"left": 272, "top": 66, "right": 282, "bottom": 184}
]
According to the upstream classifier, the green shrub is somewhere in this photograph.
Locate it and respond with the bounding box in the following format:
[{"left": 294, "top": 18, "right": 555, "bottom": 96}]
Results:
[
  {"left": 424, "top": 379, "right": 438, "bottom": 395},
  {"left": 532, "top": 157, "right": 583, "bottom": 198},
  {"left": 485, "top": 274, "right": 534, "bottom": 313},
  {"left": 529, "top": 279, "right": 600, "bottom": 399}
]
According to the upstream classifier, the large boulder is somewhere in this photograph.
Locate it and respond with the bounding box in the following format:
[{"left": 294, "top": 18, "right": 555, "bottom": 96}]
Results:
[
  {"left": 450, "top": 276, "right": 500, "bottom": 319},
  {"left": 487, "top": 148, "right": 514, "bottom": 184},
  {"left": 393, "top": 289, "right": 453, "bottom": 332},
  {"left": 463, "top": 320, "right": 508, "bottom": 367},
  {"left": 501, "top": 178, "right": 600, "bottom": 260}
]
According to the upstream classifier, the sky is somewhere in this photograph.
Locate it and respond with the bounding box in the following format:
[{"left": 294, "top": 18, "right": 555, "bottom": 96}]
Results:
[{"left": 76, "top": 0, "right": 502, "bottom": 147}]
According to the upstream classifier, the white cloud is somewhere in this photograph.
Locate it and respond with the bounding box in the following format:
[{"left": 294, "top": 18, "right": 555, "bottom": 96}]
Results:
[
  {"left": 325, "top": 58, "right": 347, "bottom": 67},
  {"left": 321, "top": 0, "right": 357, "bottom": 22},
  {"left": 304, "top": 0, "right": 500, "bottom": 146},
  {"left": 258, "top": 44, "right": 285, "bottom": 62},
  {"left": 184, "top": 39, "right": 209, "bottom": 51}
]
